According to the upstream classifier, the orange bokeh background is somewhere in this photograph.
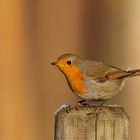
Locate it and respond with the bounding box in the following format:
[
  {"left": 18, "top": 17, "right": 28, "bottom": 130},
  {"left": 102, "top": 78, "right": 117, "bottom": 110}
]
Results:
[{"left": 0, "top": 0, "right": 140, "bottom": 140}]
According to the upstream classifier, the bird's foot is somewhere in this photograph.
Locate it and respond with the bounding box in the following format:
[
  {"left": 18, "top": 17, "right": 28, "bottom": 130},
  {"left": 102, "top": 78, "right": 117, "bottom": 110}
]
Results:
[
  {"left": 66, "top": 100, "right": 87, "bottom": 113},
  {"left": 78, "top": 100, "right": 89, "bottom": 106},
  {"left": 85, "top": 106, "right": 104, "bottom": 123},
  {"left": 85, "top": 100, "right": 108, "bottom": 123}
]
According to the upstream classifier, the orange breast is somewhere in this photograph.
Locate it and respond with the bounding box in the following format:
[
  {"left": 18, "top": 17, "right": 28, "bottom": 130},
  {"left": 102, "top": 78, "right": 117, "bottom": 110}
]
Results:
[{"left": 64, "top": 65, "right": 87, "bottom": 94}]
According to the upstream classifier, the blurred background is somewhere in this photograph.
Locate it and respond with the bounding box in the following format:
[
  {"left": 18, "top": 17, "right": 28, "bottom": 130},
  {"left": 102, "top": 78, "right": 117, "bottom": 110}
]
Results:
[{"left": 0, "top": 0, "right": 140, "bottom": 140}]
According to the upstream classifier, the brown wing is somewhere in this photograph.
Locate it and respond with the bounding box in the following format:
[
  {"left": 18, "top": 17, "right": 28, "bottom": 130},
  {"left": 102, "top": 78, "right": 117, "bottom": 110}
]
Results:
[
  {"left": 86, "top": 61, "right": 134, "bottom": 83},
  {"left": 105, "top": 70, "right": 132, "bottom": 80},
  {"left": 105, "top": 68, "right": 140, "bottom": 80}
]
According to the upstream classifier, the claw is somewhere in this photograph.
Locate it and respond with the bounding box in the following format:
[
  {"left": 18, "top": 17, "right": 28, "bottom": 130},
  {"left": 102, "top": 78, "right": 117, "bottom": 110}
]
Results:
[{"left": 85, "top": 100, "right": 108, "bottom": 123}]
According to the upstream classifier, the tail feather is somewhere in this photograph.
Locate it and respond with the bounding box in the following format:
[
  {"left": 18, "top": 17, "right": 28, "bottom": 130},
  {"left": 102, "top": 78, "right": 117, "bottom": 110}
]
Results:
[
  {"left": 105, "top": 69, "right": 140, "bottom": 80},
  {"left": 126, "top": 69, "right": 140, "bottom": 77}
]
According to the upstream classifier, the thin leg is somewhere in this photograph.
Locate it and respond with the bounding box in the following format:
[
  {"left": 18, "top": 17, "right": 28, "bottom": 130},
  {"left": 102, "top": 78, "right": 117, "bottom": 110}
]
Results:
[
  {"left": 66, "top": 100, "right": 87, "bottom": 113},
  {"left": 93, "top": 100, "right": 108, "bottom": 115},
  {"left": 78, "top": 100, "right": 86, "bottom": 104},
  {"left": 85, "top": 100, "right": 109, "bottom": 122},
  {"left": 78, "top": 100, "right": 89, "bottom": 106}
]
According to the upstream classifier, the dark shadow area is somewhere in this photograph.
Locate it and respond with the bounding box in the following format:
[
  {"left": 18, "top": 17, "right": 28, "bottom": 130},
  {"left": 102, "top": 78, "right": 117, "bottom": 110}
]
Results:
[
  {"left": 81, "top": 0, "right": 111, "bottom": 60},
  {"left": 80, "top": 0, "right": 125, "bottom": 62}
]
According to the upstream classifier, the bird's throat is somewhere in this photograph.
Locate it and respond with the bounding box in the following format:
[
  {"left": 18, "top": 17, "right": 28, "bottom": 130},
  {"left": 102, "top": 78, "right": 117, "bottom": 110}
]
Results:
[{"left": 63, "top": 66, "right": 87, "bottom": 94}]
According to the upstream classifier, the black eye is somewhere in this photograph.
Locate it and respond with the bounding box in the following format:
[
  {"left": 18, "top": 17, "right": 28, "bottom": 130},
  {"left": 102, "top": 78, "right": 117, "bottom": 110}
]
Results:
[{"left": 67, "top": 60, "right": 71, "bottom": 65}]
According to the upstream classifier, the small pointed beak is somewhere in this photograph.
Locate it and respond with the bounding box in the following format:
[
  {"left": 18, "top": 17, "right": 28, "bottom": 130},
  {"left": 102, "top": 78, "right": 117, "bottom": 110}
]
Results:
[{"left": 51, "top": 61, "right": 57, "bottom": 65}]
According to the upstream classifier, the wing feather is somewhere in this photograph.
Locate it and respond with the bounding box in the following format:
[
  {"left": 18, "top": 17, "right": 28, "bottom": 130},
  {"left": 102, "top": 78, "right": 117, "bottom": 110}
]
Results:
[{"left": 86, "top": 61, "right": 133, "bottom": 83}]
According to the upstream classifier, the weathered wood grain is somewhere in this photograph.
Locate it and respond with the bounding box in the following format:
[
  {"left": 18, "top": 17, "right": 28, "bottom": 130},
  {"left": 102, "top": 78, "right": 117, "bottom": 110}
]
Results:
[{"left": 55, "top": 104, "right": 130, "bottom": 140}]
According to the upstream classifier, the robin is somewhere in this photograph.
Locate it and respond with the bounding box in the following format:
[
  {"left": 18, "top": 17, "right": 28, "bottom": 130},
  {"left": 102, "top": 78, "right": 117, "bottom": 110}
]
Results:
[{"left": 51, "top": 53, "right": 140, "bottom": 108}]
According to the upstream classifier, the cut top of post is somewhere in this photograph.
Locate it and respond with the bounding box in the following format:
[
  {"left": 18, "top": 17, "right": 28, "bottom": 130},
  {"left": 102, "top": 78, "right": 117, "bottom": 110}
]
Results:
[{"left": 55, "top": 104, "right": 130, "bottom": 140}]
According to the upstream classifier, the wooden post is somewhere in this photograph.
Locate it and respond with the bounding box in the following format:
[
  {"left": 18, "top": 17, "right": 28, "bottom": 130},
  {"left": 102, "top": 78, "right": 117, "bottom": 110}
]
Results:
[{"left": 55, "top": 104, "right": 130, "bottom": 140}]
